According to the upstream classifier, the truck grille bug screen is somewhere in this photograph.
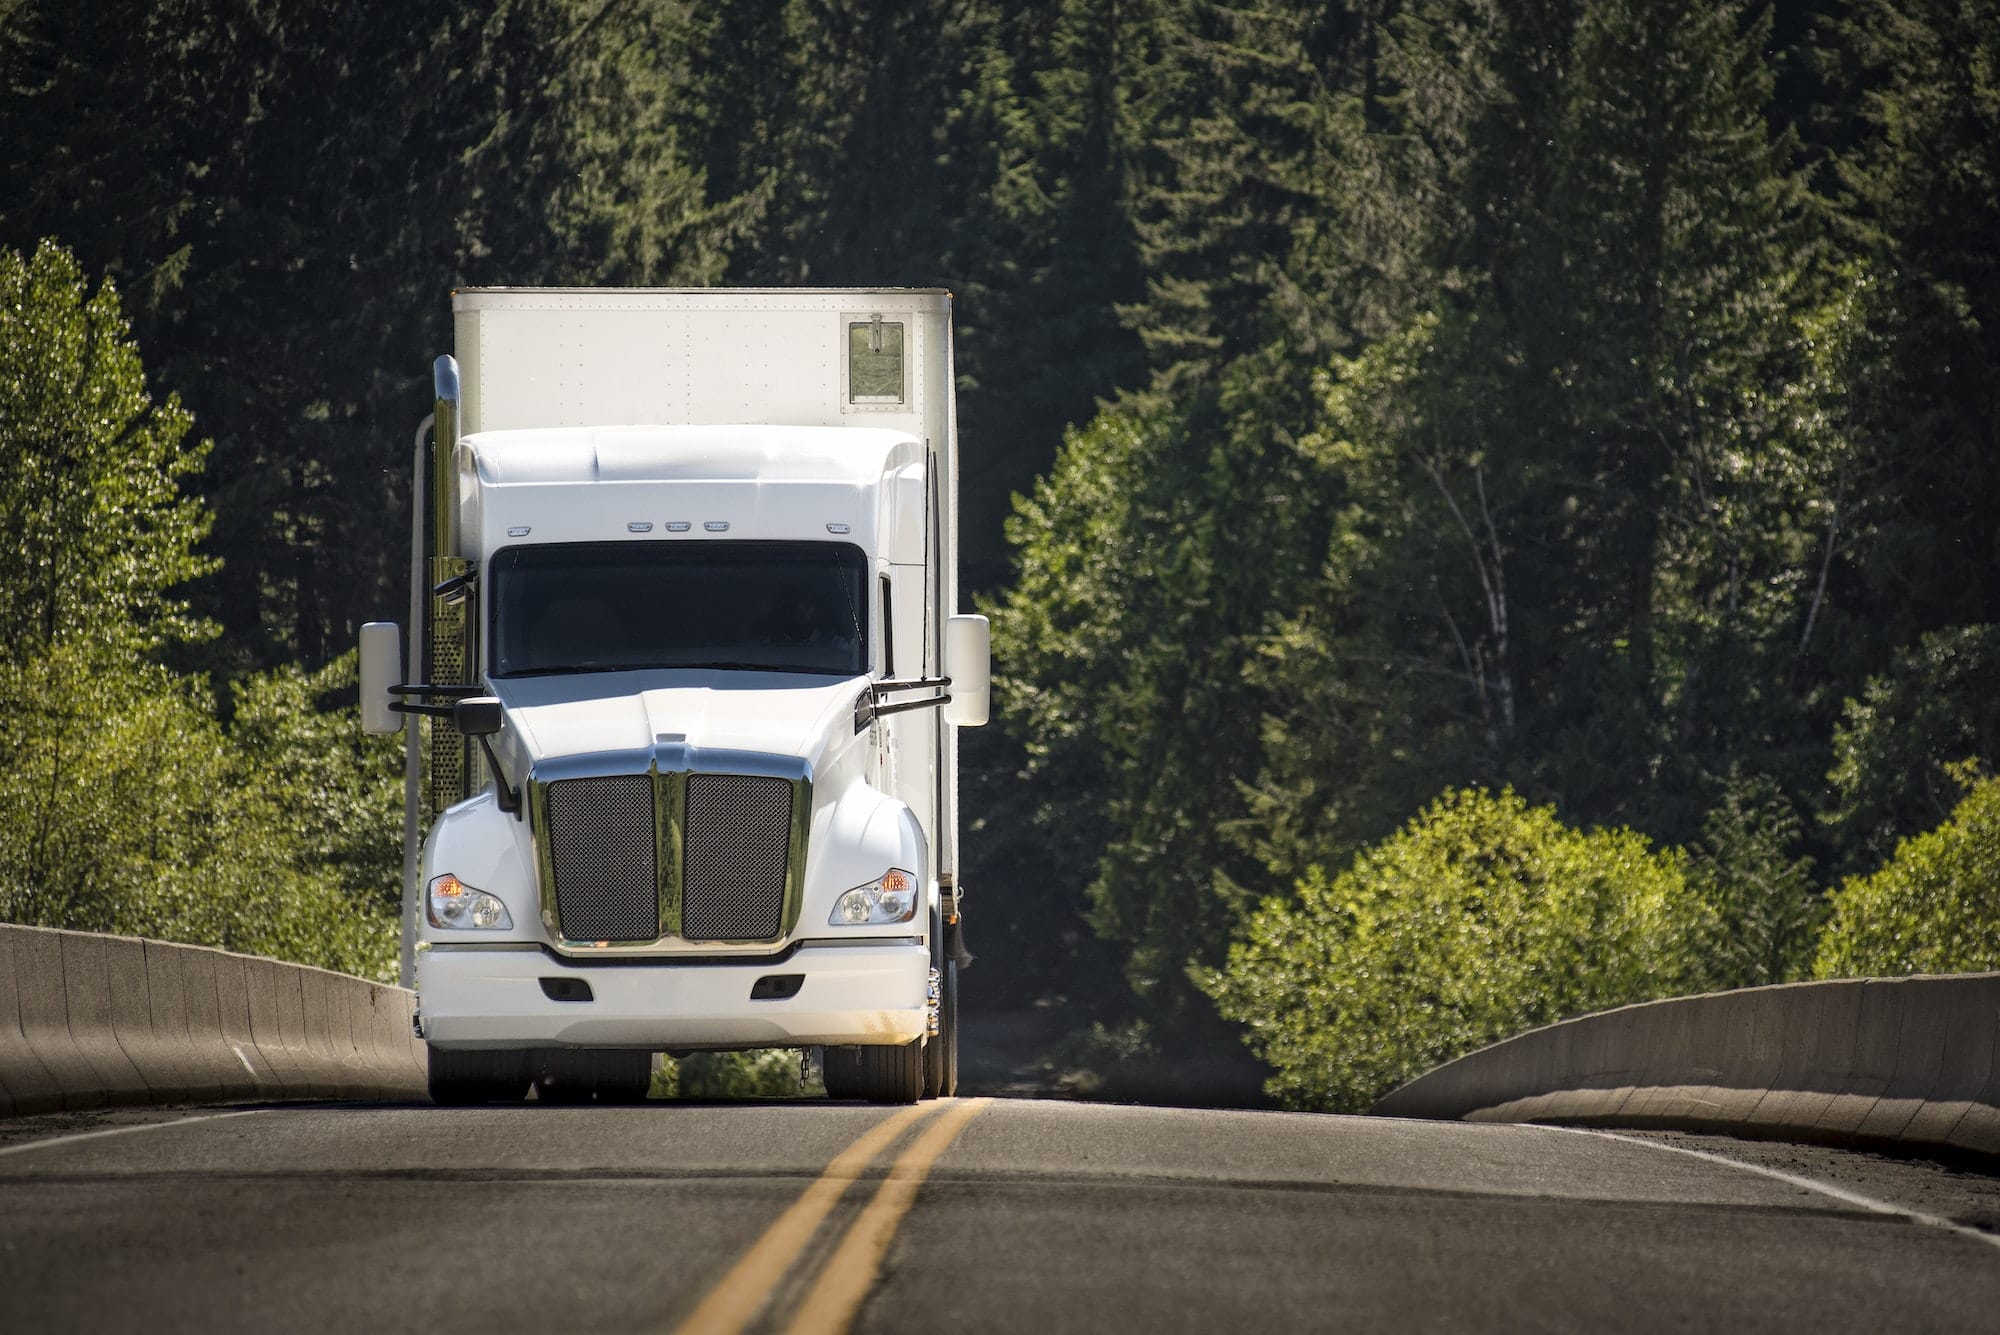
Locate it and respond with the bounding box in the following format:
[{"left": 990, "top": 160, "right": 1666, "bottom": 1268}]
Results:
[
  {"left": 545, "top": 775, "right": 659, "bottom": 942},
  {"left": 682, "top": 774, "right": 793, "bottom": 940}
]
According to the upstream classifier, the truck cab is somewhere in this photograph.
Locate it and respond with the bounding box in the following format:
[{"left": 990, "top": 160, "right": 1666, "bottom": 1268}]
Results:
[{"left": 360, "top": 290, "right": 986, "bottom": 1104}]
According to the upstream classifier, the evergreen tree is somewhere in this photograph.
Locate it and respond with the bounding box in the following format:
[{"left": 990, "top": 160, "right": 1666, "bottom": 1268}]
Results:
[
  {"left": 1, "top": 0, "right": 739, "bottom": 673},
  {"left": 950, "top": 0, "right": 1155, "bottom": 591},
  {"left": 990, "top": 347, "right": 1327, "bottom": 1018},
  {"left": 1247, "top": 0, "right": 1835, "bottom": 891},
  {"left": 1825, "top": 0, "right": 2000, "bottom": 640},
  {"left": 1686, "top": 770, "right": 1822, "bottom": 988},
  {"left": 1120, "top": 1, "right": 1384, "bottom": 381},
  {"left": 1823, "top": 625, "right": 2000, "bottom": 875}
]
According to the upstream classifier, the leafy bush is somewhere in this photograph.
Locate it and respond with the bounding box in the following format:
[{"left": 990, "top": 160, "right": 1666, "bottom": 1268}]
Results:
[
  {"left": 0, "top": 645, "right": 228, "bottom": 935},
  {"left": 1814, "top": 772, "right": 2000, "bottom": 978},
  {"left": 1199, "top": 787, "right": 1705, "bottom": 1112},
  {"left": 653, "top": 1049, "right": 810, "bottom": 1099},
  {"left": 0, "top": 646, "right": 401, "bottom": 980}
]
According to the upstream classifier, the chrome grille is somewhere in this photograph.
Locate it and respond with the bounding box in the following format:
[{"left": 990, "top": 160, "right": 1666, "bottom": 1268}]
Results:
[
  {"left": 682, "top": 774, "right": 793, "bottom": 940},
  {"left": 545, "top": 775, "right": 659, "bottom": 942}
]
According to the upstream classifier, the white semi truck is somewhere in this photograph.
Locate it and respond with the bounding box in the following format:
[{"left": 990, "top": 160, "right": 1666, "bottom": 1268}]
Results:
[{"left": 359, "top": 289, "right": 988, "bottom": 1105}]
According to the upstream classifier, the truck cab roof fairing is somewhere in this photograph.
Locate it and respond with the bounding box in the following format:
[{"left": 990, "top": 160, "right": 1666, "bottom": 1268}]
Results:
[{"left": 455, "top": 426, "right": 924, "bottom": 557}]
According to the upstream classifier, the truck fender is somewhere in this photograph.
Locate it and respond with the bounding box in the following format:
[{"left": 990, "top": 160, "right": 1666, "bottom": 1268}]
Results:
[
  {"left": 810, "top": 779, "right": 931, "bottom": 922},
  {"left": 418, "top": 792, "right": 538, "bottom": 933}
]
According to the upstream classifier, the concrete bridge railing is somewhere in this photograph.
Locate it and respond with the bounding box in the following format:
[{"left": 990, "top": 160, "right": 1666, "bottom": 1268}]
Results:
[
  {"left": 1372, "top": 973, "right": 2000, "bottom": 1159},
  {"left": 9, "top": 920, "right": 1998, "bottom": 1156},
  {"left": 0, "top": 923, "right": 425, "bottom": 1115}
]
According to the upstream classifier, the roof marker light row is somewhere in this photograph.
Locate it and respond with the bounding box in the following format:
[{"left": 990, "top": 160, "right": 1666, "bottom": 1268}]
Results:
[{"left": 504, "top": 519, "right": 862, "bottom": 540}]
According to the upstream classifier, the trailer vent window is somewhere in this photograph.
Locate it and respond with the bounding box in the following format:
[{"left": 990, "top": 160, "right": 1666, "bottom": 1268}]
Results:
[{"left": 848, "top": 317, "right": 906, "bottom": 404}]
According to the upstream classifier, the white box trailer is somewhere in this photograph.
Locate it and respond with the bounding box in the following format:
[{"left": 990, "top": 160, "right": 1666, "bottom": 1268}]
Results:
[{"left": 359, "top": 289, "right": 988, "bottom": 1104}]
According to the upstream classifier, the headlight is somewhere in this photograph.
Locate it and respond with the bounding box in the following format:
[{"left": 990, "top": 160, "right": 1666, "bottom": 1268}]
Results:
[
  {"left": 829, "top": 868, "right": 918, "bottom": 926},
  {"left": 427, "top": 873, "right": 513, "bottom": 930}
]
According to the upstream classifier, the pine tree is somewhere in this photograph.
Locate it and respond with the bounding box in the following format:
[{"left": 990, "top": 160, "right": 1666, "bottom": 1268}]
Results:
[{"left": 0, "top": 0, "right": 740, "bottom": 672}]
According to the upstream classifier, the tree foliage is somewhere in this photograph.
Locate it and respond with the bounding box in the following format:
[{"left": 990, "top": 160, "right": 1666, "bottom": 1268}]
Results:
[
  {"left": 1199, "top": 787, "right": 1704, "bottom": 1112},
  {"left": 1815, "top": 772, "right": 2000, "bottom": 979},
  {"left": 6, "top": 0, "right": 2000, "bottom": 1083},
  {"left": 0, "top": 240, "right": 213, "bottom": 657},
  {"left": 0, "top": 241, "right": 398, "bottom": 979},
  {"left": 989, "top": 0, "right": 2000, "bottom": 1076},
  {"left": 0, "top": 602, "right": 401, "bottom": 978},
  {"left": 1, "top": 0, "right": 740, "bottom": 672},
  {"left": 1685, "top": 770, "right": 1822, "bottom": 990},
  {"left": 1822, "top": 625, "right": 2000, "bottom": 876}
]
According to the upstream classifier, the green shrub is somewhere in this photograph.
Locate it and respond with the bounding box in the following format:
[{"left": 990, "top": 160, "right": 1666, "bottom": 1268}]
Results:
[
  {"left": 1199, "top": 787, "right": 1705, "bottom": 1112},
  {"left": 0, "top": 645, "right": 400, "bottom": 980},
  {"left": 660, "top": 1049, "right": 810, "bottom": 1099},
  {"left": 1813, "top": 772, "right": 2000, "bottom": 978}
]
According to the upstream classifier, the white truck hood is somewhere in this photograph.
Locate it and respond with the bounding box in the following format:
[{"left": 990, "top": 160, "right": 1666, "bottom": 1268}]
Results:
[{"left": 490, "top": 669, "right": 864, "bottom": 770}]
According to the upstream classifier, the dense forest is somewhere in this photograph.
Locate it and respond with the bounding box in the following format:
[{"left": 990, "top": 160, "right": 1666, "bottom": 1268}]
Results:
[{"left": 3, "top": 0, "right": 1995, "bottom": 1106}]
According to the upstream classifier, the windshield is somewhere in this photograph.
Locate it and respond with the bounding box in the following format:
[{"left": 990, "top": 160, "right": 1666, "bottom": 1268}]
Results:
[{"left": 489, "top": 541, "right": 868, "bottom": 678}]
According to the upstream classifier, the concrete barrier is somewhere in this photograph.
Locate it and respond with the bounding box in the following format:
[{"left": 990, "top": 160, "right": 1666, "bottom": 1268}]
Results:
[
  {"left": 1372, "top": 973, "right": 2000, "bottom": 1158},
  {"left": 0, "top": 924, "right": 426, "bottom": 1116}
]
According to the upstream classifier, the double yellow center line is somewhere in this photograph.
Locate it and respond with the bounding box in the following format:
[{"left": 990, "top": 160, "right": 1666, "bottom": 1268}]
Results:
[{"left": 674, "top": 1097, "right": 992, "bottom": 1335}]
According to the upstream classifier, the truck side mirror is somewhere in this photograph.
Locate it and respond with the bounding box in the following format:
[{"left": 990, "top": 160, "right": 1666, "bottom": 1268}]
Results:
[
  {"left": 453, "top": 697, "right": 504, "bottom": 736},
  {"left": 943, "top": 615, "right": 990, "bottom": 727},
  {"left": 451, "top": 696, "right": 520, "bottom": 817},
  {"left": 359, "top": 622, "right": 404, "bottom": 734}
]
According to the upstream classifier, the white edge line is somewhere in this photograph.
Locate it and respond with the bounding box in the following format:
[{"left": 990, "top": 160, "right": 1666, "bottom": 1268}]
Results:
[
  {"left": 0, "top": 1108, "right": 270, "bottom": 1161},
  {"left": 1536, "top": 1124, "right": 2000, "bottom": 1253}
]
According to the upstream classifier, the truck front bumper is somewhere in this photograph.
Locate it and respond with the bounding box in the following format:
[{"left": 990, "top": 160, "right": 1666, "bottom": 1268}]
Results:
[{"left": 416, "top": 940, "right": 929, "bottom": 1050}]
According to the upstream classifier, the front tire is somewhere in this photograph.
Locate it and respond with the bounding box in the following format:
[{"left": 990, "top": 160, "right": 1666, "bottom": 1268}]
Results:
[
  {"left": 824, "top": 1040, "right": 924, "bottom": 1104},
  {"left": 427, "top": 1047, "right": 532, "bottom": 1105}
]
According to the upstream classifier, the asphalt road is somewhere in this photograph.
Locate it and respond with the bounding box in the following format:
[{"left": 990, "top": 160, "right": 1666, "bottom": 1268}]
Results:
[{"left": 3, "top": 1098, "right": 1998, "bottom": 1333}]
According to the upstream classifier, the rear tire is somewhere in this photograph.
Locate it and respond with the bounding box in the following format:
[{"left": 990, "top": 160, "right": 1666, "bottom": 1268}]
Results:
[
  {"left": 823, "top": 1045, "right": 862, "bottom": 1100},
  {"left": 534, "top": 1049, "right": 653, "bottom": 1103},
  {"left": 824, "top": 1047, "right": 864, "bottom": 1103},
  {"left": 923, "top": 930, "right": 960, "bottom": 1099},
  {"left": 938, "top": 959, "right": 959, "bottom": 1098},
  {"left": 427, "top": 1048, "right": 532, "bottom": 1105}
]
